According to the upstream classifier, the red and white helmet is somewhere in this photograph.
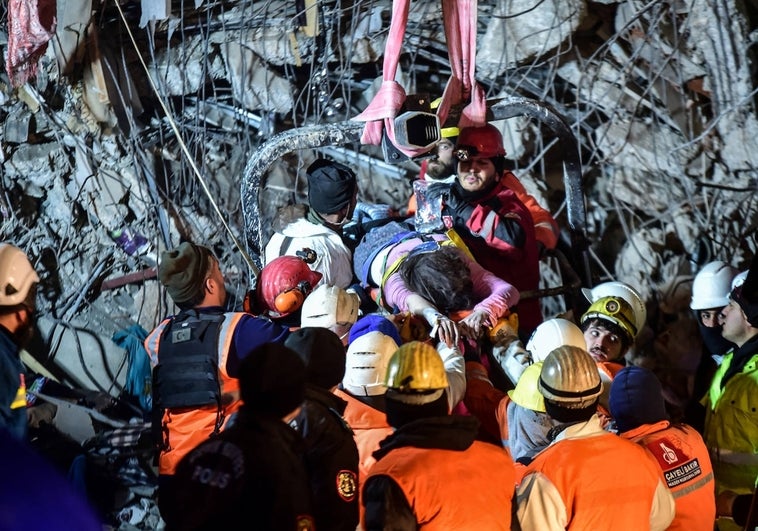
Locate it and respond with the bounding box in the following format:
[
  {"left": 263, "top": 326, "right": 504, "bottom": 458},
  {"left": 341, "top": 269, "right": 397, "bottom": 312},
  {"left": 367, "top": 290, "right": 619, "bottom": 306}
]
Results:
[
  {"left": 454, "top": 124, "right": 506, "bottom": 160},
  {"left": 256, "top": 256, "right": 322, "bottom": 317}
]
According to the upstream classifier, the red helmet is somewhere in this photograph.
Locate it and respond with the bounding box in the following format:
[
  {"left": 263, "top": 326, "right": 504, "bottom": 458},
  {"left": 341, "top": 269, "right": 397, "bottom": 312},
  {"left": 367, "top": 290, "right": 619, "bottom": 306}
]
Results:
[
  {"left": 454, "top": 124, "right": 506, "bottom": 160},
  {"left": 257, "top": 256, "right": 323, "bottom": 317}
]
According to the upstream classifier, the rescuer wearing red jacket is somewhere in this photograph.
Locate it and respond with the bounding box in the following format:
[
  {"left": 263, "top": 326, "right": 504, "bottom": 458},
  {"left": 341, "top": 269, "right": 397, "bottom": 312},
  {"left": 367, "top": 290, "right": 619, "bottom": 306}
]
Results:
[{"left": 429, "top": 124, "right": 557, "bottom": 334}]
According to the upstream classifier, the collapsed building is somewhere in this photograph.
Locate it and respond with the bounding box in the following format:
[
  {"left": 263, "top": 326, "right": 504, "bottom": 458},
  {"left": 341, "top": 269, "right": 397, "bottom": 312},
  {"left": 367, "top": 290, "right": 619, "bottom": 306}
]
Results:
[{"left": 1, "top": 0, "right": 757, "bottom": 526}]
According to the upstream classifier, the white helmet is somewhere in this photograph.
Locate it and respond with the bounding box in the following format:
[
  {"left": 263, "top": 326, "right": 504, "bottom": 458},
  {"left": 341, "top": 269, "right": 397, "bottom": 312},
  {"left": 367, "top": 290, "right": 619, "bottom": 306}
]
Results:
[
  {"left": 732, "top": 270, "right": 748, "bottom": 291},
  {"left": 582, "top": 281, "right": 646, "bottom": 335},
  {"left": 526, "top": 318, "right": 587, "bottom": 363},
  {"left": 690, "top": 261, "right": 737, "bottom": 310},
  {"left": 0, "top": 243, "right": 40, "bottom": 307},
  {"left": 343, "top": 331, "right": 399, "bottom": 396}
]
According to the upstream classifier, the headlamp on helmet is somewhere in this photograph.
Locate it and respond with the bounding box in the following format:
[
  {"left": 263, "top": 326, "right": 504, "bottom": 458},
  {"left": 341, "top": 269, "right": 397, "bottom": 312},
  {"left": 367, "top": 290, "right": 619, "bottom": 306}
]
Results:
[{"left": 580, "top": 296, "right": 637, "bottom": 341}]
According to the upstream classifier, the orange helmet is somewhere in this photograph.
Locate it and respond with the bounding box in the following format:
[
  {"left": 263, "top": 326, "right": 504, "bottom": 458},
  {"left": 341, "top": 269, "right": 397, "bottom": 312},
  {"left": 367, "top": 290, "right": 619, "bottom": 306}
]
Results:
[
  {"left": 257, "top": 256, "right": 322, "bottom": 317},
  {"left": 454, "top": 124, "right": 506, "bottom": 160}
]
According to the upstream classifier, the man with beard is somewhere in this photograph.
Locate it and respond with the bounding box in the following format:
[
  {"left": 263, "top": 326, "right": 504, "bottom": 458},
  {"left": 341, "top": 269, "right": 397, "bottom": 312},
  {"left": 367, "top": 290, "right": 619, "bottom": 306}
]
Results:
[
  {"left": 427, "top": 124, "right": 559, "bottom": 335},
  {"left": 0, "top": 243, "right": 41, "bottom": 440}
]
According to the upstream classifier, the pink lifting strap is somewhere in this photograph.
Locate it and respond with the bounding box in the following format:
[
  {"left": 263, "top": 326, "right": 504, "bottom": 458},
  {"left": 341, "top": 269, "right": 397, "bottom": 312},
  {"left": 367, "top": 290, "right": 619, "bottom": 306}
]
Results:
[{"left": 354, "top": 0, "right": 486, "bottom": 155}]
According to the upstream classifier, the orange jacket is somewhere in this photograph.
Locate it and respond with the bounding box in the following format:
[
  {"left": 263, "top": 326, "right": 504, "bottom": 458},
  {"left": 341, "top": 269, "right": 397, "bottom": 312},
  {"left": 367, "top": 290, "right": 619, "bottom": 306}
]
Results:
[
  {"left": 366, "top": 442, "right": 515, "bottom": 530},
  {"left": 517, "top": 416, "right": 675, "bottom": 530},
  {"left": 334, "top": 388, "right": 393, "bottom": 484},
  {"left": 622, "top": 421, "right": 716, "bottom": 531},
  {"left": 500, "top": 172, "right": 559, "bottom": 250},
  {"left": 145, "top": 313, "right": 244, "bottom": 475}
]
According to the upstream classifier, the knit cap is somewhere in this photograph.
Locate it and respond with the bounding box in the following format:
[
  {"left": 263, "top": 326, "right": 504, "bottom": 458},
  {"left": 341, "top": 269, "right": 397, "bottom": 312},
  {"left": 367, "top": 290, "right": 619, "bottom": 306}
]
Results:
[
  {"left": 158, "top": 242, "right": 211, "bottom": 306},
  {"left": 239, "top": 343, "right": 306, "bottom": 418},
  {"left": 348, "top": 314, "right": 402, "bottom": 347},
  {"left": 285, "top": 327, "right": 346, "bottom": 389},
  {"left": 301, "top": 284, "right": 360, "bottom": 328},
  {"left": 609, "top": 366, "right": 668, "bottom": 433},
  {"left": 306, "top": 158, "right": 357, "bottom": 215}
]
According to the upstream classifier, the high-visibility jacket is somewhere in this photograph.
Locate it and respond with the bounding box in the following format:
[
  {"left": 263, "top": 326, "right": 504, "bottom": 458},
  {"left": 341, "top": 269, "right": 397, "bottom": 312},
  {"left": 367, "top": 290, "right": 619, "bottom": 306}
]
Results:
[
  {"left": 703, "top": 348, "right": 758, "bottom": 495},
  {"left": 145, "top": 312, "right": 244, "bottom": 475},
  {"left": 516, "top": 414, "right": 675, "bottom": 530},
  {"left": 622, "top": 420, "right": 716, "bottom": 531},
  {"left": 366, "top": 442, "right": 515, "bottom": 530},
  {"left": 334, "top": 388, "right": 392, "bottom": 484}
]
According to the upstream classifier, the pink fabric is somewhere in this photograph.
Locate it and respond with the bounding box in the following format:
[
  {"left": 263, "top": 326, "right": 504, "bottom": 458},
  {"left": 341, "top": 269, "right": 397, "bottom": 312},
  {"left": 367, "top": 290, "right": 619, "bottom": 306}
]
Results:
[
  {"left": 5, "top": 0, "right": 56, "bottom": 87},
  {"left": 439, "top": 0, "right": 486, "bottom": 128},
  {"left": 355, "top": 0, "right": 485, "bottom": 155},
  {"left": 354, "top": 0, "right": 432, "bottom": 158}
]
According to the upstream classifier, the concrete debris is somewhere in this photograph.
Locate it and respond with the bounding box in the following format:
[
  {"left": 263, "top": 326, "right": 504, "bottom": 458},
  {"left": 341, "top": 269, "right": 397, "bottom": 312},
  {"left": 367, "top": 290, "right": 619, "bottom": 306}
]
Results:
[
  {"left": 0, "top": 0, "right": 757, "bottom": 442},
  {"left": 478, "top": 0, "right": 586, "bottom": 76}
]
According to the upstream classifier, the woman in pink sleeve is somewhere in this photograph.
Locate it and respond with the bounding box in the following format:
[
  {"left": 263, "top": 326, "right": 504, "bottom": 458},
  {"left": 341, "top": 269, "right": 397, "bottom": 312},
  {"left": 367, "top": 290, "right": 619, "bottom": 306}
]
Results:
[{"left": 376, "top": 232, "right": 519, "bottom": 347}]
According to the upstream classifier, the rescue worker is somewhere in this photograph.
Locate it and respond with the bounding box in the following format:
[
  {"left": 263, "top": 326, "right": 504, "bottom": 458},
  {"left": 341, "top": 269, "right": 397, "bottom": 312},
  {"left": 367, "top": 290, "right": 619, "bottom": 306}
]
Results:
[
  {"left": 253, "top": 254, "right": 323, "bottom": 326},
  {"left": 686, "top": 261, "right": 737, "bottom": 431},
  {"left": 407, "top": 97, "right": 459, "bottom": 220},
  {"left": 284, "top": 327, "right": 360, "bottom": 531},
  {"left": 362, "top": 341, "right": 516, "bottom": 529},
  {"left": 162, "top": 343, "right": 315, "bottom": 531},
  {"left": 0, "top": 243, "right": 40, "bottom": 440},
  {"left": 264, "top": 158, "right": 358, "bottom": 288},
  {"left": 463, "top": 318, "right": 586, "bottom": 461},
  {"left": 703, "top": 252, "right": 758, "bottom": 530},
  {"left": 429, "top": 124, "right": 558, "bottom": 334},
  {"left": 580, "top": 295, "right": 638, "bottom": 415},
  {"left": 144, "top": 242, "right": 290, "bottom": 497},
  {"left": 300, "top": 283, "right": 361, "bottom": 345},
  {"left": 515, "top": 345, "right": 676, "bottom": 530},
  {"left": 610, "top": 366, "right": 716, "bottom": 530},
  {"left": 582, "top": 280, "right": 647, "bottom": 338},
  {"left": 335, "top": 315, "right": 402, "bottom": 483}
]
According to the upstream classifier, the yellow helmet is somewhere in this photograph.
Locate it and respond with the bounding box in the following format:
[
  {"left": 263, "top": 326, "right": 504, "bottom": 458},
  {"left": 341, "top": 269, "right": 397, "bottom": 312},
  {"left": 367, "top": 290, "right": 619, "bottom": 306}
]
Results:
[
  {"left": 580, "top": 296, "right": 637, "bottom": 340},
  {"left": 430, "top": 97, "right": 460, "bottom": 139},
  {"left": 538, "top": 346, "right": 602, "bottom": 409},
  {"left": 507, "top": 362, "right": 545, "bottom": 412},
  {"left": 0, "top": 243, "right": 39, "bottom": 307},
  {"left": 384, "top": 341, "right": 448, "bottom": 393}
]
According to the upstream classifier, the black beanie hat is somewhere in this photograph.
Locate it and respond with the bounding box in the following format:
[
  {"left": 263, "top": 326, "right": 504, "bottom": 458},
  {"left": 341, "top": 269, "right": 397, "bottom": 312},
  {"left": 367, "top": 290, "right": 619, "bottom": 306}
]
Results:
[
  {"left": 307, "top": 158, "right": 357, "bottom": 215},
  {"left": 609, "top": 366, "right": 669, "bottom": 433},
  {"left": 284, "top": 327, "right": 346, "bottom": 389},
  {"left": 732, "top": 252, "right": 758, "bottom": 328},
  {"left": 385, "top": 389, "right": 449, "bottom": 429},
  {"left": 158, "top": 242, "right": 211, "bottom": 306},
  {"left": 239, "top": 343, "right": 306, "bottom": 418}
]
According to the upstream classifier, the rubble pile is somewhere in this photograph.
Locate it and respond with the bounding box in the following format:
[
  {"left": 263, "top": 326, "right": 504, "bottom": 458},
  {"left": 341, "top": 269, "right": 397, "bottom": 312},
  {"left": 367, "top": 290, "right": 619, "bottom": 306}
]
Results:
[{"left": 0, "top": 0, "right": 756, "bottom": 397}]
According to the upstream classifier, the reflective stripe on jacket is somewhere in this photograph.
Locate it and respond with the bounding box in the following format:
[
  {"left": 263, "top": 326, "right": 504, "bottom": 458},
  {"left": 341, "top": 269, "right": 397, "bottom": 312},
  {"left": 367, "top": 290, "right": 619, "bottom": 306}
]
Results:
[
  {"left": 145, "top": 312, "right": 244, "bottom": 475},
  {"left": 703, "top": 350, "right": 758, "bottom": 494},
  {"left": 516, "top": 415, "right": 675, "bottom": 530},
  {"left": 623, "top": 420, "right": 716, "bottom": 531}
]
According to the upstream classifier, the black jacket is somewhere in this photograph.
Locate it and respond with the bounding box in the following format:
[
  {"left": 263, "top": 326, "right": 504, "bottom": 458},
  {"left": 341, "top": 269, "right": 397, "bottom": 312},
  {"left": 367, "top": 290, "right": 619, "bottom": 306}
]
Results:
[
  {"left": 163, "top": 409, "right": 315, "bottom": 531},
  {"left": 292, "top": 385, "right": 360, "bottom": 531}
]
